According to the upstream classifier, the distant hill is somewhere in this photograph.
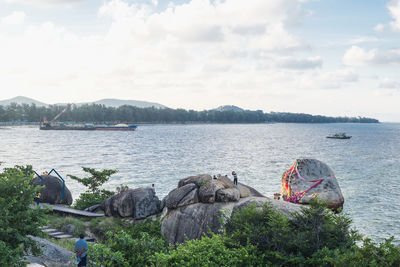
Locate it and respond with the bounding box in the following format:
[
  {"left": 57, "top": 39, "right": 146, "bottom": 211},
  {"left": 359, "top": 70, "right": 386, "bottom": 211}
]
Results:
[
  {"left": 0, "top": 96, "right": 167, "bottom": 109},
  {"left": 212, "top": 105, "right": 245, "bottom": 112},
  {"left": 0, "top": 96, "right": 47, "bottom": 107},
  {"left": 90, "top": 99, "right": 167, "bottom": 109}
]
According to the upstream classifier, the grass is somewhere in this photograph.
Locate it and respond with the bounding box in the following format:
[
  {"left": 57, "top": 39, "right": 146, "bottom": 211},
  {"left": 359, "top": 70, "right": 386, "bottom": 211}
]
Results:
[
  {"left": 46, "top": 214, "right": 87, "bottom": 238},
  {"left": 45, "top": 237, "right": 75, "bottom": 252}
]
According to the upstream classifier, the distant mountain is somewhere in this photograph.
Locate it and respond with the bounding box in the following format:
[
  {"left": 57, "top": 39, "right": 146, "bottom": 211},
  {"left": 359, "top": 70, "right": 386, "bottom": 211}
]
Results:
[
  {"left": 0, "top": 96, "right": 48, "bottom": 107},
  {"left": 0, "top": 96, "right": 167, "bottom": 109},
  {"left": 212, "top": 105, "right": 245, "bottom": 112},
  {"left": 90, "top": 99, "right": 167, "bottom": 109}
]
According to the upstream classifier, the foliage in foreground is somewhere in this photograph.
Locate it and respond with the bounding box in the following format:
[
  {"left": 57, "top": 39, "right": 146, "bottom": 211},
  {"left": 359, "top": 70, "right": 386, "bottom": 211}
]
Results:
[
  {"left": 89, "top": 219, "right": 169, "bottom": 267},
  {"left": 68, "top": 167, "right": 117, "bottom": 210},
  {"left": 153, "top": 234, "right": 262, "bottom": 267},
  {"left": 72, "top": 198, "right": 400, "bottom": 267},
  {"left": 0, "top": 165, "right": 46, "bottom": 266}
]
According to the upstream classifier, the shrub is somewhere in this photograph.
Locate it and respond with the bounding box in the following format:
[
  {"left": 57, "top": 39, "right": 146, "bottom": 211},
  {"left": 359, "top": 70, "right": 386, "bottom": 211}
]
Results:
[
  {"left": 289, "top": 200, "right": 360, "bottom": 257},
  {"left": 89, "top": 217, "right": 129, "bottom": 241},
  {"left": 89, "top": 243, "right": 128, "bottom": 266},
  {"left": 224, "top": 200, "right": 360, "bottom": 265},
  {"left": 89, "top": 219, "right": 169, "bottom": 266},
  {"left": 68, "top": 167, "right": 117, "bottom": 210},
  {"left": 73, "top": 191, "right": 113, "bottom": 210},
  {"left": 0, "top": 165, "right": 46, "bottom": 265},
  {"left": 153, "top": 234, "right": 262, "bottom": 267}
]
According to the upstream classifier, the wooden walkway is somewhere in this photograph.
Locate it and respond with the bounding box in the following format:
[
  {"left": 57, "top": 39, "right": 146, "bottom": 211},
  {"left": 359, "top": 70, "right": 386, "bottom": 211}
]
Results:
[{"left": 37, "top": 203, "right": 104, "bottom": 218}]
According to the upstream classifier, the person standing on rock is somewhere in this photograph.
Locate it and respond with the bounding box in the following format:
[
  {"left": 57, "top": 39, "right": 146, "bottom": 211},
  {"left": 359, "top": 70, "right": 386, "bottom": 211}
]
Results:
[
  {"left": 74, "top": 234, "right": 88, "bottom": 267},
  {"left": 232, "top": 171, "right": 238, "bottom": 185}
]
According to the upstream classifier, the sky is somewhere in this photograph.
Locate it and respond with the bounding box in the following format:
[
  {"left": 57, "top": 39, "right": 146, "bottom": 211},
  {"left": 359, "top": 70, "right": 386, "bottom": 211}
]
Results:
[{"left": 1, "top": 0, "right": 400, "bottom": 121}]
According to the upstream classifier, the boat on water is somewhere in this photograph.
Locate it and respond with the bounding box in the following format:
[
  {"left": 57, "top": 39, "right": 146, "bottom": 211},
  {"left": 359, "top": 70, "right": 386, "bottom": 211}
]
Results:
[
  {"left": 326, "top": 133, "right": 351, "bottom": 139},
  {"left": 40, "top": 123, "right": 137, "bottom": 131},
  {"left": 39, "top": 104, "right": 137, "bottom": 131}
]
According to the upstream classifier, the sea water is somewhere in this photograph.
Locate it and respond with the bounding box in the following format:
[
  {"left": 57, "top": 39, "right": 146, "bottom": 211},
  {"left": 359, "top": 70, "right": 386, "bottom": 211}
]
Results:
[{"left": 1, "top": 123, "right": 399, "bottom": 243}]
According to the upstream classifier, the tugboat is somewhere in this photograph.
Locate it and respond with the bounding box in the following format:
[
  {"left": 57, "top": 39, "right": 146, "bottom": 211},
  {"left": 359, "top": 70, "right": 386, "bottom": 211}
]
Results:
[{"left": 326, "top": 133, "right": 351, "bottom": 139}]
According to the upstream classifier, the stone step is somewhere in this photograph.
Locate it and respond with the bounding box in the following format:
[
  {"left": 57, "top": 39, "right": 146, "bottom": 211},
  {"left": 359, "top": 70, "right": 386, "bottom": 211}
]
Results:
[
  {"left": 48, "top": 232, "right": 65, "bottom": 237},
  {"left": 53, "top": 234, "right": 73, "bottom": 239},
  {"left": 42, "top": 228, "right": 57, "bottom": 233}
]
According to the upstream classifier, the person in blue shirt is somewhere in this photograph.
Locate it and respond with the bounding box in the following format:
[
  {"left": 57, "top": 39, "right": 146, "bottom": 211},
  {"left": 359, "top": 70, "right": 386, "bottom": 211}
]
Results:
[{"left": 74, "top": 234, "right": 88, "bottom": 267}]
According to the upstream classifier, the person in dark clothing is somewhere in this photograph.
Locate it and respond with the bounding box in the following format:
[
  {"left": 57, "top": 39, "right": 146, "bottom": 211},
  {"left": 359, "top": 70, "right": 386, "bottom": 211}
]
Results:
[{"left": 232, "top": 171, "right": 238, "bottom": 185}]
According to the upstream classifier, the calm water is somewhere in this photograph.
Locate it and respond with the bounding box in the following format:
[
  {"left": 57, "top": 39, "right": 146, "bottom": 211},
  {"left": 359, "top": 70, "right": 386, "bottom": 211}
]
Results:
[{"left": 1, "top": 123, "right": 399, "bottom": 243}]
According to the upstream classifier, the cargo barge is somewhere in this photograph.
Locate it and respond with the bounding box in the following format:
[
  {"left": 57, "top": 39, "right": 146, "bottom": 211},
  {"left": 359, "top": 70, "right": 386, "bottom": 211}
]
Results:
[
  {"left": 39, "top": 104, "right": 137, "bottom": 131},
  {"left": 40, "top": 123, "right": 137, "bottom": 131}
]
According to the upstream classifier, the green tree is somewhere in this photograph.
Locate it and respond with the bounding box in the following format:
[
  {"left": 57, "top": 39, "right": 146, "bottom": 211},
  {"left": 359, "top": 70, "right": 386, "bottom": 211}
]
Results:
[
  {"left": 68, "top": 167, "right": 117, "bottom": 210},
  {"left": 0, "top": 165, "right": 46, "bottom": 266}
]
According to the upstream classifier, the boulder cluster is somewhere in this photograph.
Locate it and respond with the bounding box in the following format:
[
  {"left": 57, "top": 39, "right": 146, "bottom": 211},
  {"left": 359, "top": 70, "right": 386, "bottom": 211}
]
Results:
[
  {"left": 165, "top": 174, "right": 251, "bottom": 210},
  {"left": 34, "top": 158, "right": 345, "bottom": 245},
  {"left": 100, "top": 188, "right": 162, "bottom": 219}
]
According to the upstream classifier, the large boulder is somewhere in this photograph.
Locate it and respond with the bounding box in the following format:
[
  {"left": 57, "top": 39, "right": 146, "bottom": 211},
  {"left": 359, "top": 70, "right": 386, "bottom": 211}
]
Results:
[
  {"left": 100, "top": 188, "right": 161, "bottom": 219},
  {"left": 25, "top": 236, "right": 74, "bottom": 267},
  {"left": 32, "top": 175, "right": 73, "bottom": 205},
  {"left": 166, "top": 183, "right": 199, "bottom": 209},
  {"left": 198, "top": 180, "right": 225, "bottom": 203},
  {"left": 178, "top": 174, "right": 212, "bottom": 188},
  {"left": 215, "top": 188, "right": 240, "bottom": 202},
  {"left": 280, "top": 159, "right": 344, "bottom": 210},
  {"left": 161, "top": 174, "right": 273, "bottom": 244},
  {"left": 161, "top": 197, "right": 301, "bottom": 244}
]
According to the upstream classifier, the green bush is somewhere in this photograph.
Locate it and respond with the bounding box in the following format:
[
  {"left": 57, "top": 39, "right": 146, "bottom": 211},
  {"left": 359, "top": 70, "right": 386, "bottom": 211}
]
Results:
[
  {"left": 0, "top": 165, "right": 46, "bottom": 266},
  {"left": 153, "top": 234, "right": 262, "bottom": 267},
  {"left": 224, "top": 200, "right": 360, "bottom": 266},
  {"left": 289, "top": 200, "right": 360, "bottom": 257},
  {"left": 89, "top": 243, "right": 128, "bottom": 266},
  {"left": 89, "top": 219, "right": 169, "bottom": 266},
  {"left": 89, "top": 217, "right": 129, "bottom": 241},
  {"left": 68, "top": 167, "right": 117, "bottom": 210},
  {"left": 73, "top": 191, "right": 113, "bottom": 210}
]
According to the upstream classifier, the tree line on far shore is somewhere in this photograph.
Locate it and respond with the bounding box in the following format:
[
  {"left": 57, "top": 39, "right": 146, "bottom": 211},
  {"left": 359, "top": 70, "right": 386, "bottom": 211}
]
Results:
[{"left": 0, "top": 103, "right": 379, "bottom": 124}]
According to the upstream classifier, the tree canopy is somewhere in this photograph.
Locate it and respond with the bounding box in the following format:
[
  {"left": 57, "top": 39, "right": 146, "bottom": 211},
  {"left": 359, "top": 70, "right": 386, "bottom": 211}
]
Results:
[{"left": 0, "top": 103, "right": 379, "bottom": 124}]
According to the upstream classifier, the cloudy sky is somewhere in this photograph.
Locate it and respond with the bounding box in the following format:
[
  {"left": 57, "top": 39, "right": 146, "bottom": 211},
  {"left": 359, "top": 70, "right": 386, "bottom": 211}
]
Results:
[{"left": 1, "top": 0, "right": 400, "bottom": 121}]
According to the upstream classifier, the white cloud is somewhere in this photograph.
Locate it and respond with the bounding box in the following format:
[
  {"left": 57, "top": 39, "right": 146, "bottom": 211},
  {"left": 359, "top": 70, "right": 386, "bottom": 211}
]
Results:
[
  {"left": 343, "top": 46, "right": 400, "bottom": 66},
  {"left": 1, "top": 0, "right": 82, "bottom": 3},
  {"left": 0, "top": 0, "right": 372, "bottom": 113},
  {"left": 379, "top": 78, "right": 400, "bottom": 89},
  {"left": 388, "top": 0, "right": 400, "bottom": 31},
  {"left": 374, "top": 23, "right": 385, "bottom": 32},
  {"left": 277, "top": 56, "right": 322, "bottom": 69},
  {"left": 1, "top": 11, "right": 25, "bottom": 25}
]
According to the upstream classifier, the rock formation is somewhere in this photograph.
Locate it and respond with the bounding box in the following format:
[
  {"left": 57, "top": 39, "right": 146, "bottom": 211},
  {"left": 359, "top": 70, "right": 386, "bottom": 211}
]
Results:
[
  {"left": 161, "top": 174, "right": 300, "bottom": 244},
  {"left": 25, "top": 236, "right": 74, "bottom": 267},
  {"left": 280, "top": 158, "right": 344, "bottom": 210},
  {"left": 32, "top": 175, "right": 73, "bottom": 205},
  {"left": 100, "top": 188, "right": 161, "bottom": 219}
]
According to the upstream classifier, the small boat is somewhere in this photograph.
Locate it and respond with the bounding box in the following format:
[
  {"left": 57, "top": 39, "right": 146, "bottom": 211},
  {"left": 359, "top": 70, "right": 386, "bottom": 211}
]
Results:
[{"left": 326, "top": 133, "right": 351, "bottom": 139}]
